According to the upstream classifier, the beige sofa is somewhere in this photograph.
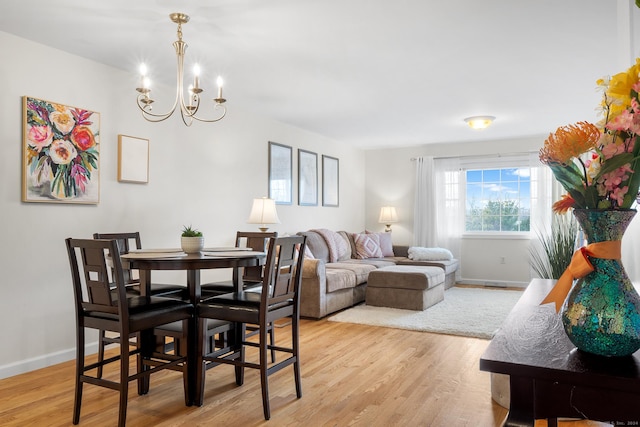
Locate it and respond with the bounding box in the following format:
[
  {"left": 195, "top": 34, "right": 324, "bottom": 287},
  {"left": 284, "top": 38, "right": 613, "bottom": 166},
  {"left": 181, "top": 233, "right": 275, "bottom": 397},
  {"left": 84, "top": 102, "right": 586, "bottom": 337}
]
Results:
[{"left": 297, "top": 230, "right": 459, "bottom": 319}]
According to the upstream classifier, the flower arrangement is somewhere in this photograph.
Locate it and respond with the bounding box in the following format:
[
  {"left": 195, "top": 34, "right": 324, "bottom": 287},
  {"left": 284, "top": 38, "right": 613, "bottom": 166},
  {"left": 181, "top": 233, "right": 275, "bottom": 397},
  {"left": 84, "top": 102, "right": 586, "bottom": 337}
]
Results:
[
  {"left": 540, "top": 59, "right": 640, "bottom": 213},
  {"left": 25, "top": 97, "right": 99, "bottom": 200}
]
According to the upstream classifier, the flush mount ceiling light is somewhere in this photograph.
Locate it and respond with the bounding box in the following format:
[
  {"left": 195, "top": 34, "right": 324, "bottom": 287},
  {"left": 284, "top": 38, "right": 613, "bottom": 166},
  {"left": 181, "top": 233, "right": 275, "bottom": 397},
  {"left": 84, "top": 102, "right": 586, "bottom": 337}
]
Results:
[
  {"left": 464, "top": 116, "right": 495, "bottom": 130},
  {"left": 135, "top": 13, "right": 227, "bottom": 126}
]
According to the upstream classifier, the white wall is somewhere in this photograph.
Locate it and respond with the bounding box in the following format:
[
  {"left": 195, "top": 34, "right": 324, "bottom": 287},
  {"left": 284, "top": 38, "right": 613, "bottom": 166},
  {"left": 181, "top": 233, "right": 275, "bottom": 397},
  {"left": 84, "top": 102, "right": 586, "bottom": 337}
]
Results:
[{"left": 0, "top": 31, "right": 365, "bottom": 378}]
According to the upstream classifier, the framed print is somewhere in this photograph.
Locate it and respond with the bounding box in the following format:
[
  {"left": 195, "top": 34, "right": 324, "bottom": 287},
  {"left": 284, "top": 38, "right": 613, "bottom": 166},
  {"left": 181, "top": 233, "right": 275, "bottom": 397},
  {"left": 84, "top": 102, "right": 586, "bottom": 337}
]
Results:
[
  {"left": 322, "top": 155, "right": 339, "bottom": 207},
  {"left": 118, "top": 135, "right": 149, "bottom": 183},
  {"left": 298, "top": 149, "right": 318, "bottom": 206},
  {"left": 23, "top": 96, "right": 100, "bottom": 204},
  {"left": 268, "top": 141, "right": 292, "bottom": 204}
]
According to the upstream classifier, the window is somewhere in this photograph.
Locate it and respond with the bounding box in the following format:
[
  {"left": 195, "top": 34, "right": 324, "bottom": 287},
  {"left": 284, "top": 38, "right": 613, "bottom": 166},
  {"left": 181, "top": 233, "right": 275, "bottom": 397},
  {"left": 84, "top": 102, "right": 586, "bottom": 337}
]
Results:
[{"left": 465, "top": 167, "right": 531, "bottom": 232}]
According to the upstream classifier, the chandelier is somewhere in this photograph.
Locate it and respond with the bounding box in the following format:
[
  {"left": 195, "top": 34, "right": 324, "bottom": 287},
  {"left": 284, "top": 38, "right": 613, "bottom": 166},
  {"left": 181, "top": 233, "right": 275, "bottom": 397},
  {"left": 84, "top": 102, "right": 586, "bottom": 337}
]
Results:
[{"left": 135, "top": 13, "right": 227, "bottom": 126}]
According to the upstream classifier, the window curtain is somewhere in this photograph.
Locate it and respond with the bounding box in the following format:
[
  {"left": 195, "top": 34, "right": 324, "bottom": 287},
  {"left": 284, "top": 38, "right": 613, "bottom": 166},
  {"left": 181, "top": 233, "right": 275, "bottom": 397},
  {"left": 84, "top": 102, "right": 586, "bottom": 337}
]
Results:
[
  {"left": 413, "top": 156, "right": 462, "bottom": 261},
  {"left": 413, "top": 156, "right": 436, "bottom": 247}
]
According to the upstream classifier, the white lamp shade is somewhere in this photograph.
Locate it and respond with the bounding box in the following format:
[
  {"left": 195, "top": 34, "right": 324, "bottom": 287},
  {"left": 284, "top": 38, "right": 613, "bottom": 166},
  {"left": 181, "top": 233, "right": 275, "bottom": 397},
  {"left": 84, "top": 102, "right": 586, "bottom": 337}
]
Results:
[
  {"left": 379, "top": 206, "right": 398, "bottom": 223},
  {"left": 247, "top": 197, "right": 281, "bottom": 225}
]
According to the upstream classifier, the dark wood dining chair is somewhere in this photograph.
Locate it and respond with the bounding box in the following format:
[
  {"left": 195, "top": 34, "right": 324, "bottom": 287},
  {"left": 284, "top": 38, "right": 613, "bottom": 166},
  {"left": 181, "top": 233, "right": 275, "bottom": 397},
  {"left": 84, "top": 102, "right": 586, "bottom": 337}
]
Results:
[
  {"left": 93, "top": 231, "right": 187, "bottom": 297},
  {"left": 200, "top": 231, "right": 277, "bottom": 295},
  {"left": 195, "top": 235, "right": 307, "bottom": 420},
  {"left": 66, "top": 238, "right": 194, "bottom": 427},
  {"left": 200, "top": 231, "right": 278, "bottom": 362},
  {"left": 93, "top": 231, "right": 188, "bottom": 378}
]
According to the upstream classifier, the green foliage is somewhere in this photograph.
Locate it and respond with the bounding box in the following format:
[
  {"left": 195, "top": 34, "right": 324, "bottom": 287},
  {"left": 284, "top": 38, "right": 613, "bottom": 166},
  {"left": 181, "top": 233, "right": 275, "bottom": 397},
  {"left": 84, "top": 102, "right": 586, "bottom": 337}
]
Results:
[
  {"left": 529, "top": 214, "right": 578, "bottom": 279},
  {"left": 466, "top": 199, "right": 530, "bottom": 232},
  {"left": 181, "top": 225, "right": 203, "bottom": 237}
]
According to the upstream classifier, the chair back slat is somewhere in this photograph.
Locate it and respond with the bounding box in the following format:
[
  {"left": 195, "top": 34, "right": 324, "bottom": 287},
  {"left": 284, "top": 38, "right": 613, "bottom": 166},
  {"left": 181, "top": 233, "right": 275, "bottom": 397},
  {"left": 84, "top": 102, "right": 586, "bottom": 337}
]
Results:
[
  {"left": 262, "top": 236, "right": 306, "bottom": 305},
  {"left": 82, "top": 245, "right": 114, "bottom": 306},
  {"left": 235, "top": 231, "right": 277, "bottom": 283},
  {"left": 67, "top": 238, "right": 127, "bottom": 317},
  {"left": 93, "top": 232, "right": 142, "bottom": 285}
]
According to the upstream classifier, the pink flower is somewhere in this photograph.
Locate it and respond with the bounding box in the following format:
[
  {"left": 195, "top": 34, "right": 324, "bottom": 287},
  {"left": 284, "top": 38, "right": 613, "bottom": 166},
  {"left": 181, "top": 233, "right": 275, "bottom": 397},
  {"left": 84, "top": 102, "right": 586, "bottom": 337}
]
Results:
[
  {"left": 606, "top": 110, "right": 635, "bottom": 132},
  {"left": 71, "top": 163, "right": 88, "bottom": 193},
  {"left": 27, "top": 125, "right": 53, "bottom": 152},
  {"left": 601, "top": 140, "right": 625, "bottom": 159}
]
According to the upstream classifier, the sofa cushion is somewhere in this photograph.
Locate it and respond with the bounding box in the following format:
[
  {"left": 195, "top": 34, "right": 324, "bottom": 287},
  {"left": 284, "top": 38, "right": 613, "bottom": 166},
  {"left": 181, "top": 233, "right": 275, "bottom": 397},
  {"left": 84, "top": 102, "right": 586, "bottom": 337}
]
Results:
[
  {"left": 344, "top": 258, "right": 396, "bottom": 268},
  {"left": 366, "top": 230, "right": 394, "bottom": 256},
  {"left": 341, "top": 230, "right": 358, "bottom": 259},
  {"left": 336, "top": 231, "right": 353, "bottom": 261},
  {"left": 326, "top": 262, "right": 376, "bottom": 285},
  {"left": 352, "top": 233, "right": 383, "bottom": 258},
  {"left": 312, "top": 228, "right": 350, "bottom": 262},
  {"left": 325, "top": 268, "right": 357, "bottom": 293},
  {"left": 396, "top": 258, "right": 460, "bottom": 275},
  {"left": 298, "top": 231, "right": 330, "bottom": 263},
  {"left": 367, "top": 265, "right": 445, "bottom": 291}
]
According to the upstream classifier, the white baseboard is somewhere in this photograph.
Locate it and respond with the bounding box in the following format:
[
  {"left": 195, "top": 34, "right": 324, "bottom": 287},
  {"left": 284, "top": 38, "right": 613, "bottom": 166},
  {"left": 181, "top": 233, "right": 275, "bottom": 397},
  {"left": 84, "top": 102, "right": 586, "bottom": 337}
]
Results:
[
  {"left": 0, "top": 341, "right": 98, "bottom": 380},
  {"left": 458, "top": 278, "right": 528, "bottom": 288}
]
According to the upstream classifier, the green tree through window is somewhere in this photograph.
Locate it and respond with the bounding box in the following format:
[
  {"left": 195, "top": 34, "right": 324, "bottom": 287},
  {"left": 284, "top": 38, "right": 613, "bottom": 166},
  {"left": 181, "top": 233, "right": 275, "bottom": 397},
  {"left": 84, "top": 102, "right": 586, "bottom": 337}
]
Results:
[{"left": 465, "top": 168, "right": 531, "bottom": 232}]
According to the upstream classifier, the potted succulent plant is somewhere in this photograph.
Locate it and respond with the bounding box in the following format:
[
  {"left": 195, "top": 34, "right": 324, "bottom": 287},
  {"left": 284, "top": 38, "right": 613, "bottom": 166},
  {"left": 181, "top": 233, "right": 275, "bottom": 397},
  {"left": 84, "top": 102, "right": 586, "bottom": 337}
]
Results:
[{"left": 181, "top": 225, "right": 204, "bottom": 253}]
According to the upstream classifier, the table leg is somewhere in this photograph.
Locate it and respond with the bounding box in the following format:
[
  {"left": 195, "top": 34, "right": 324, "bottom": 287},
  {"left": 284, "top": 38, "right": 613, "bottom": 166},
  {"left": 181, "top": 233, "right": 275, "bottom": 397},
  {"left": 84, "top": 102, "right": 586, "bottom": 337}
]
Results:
[
  {"left": 137, "top": 269, "right": 152, "bottom": 395},
  {"left": 503, "top": 375, "right": 535, "bottom": 427},
  {"left": 186, "top": 269, "right": 200, "bottom": 406}
]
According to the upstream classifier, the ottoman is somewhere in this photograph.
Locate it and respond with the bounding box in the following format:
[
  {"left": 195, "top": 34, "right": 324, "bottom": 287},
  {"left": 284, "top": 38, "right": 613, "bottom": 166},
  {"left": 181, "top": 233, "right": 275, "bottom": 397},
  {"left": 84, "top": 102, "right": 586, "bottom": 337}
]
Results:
[{"left": 366, "top": 265, "right": 445, "bottom": 311}]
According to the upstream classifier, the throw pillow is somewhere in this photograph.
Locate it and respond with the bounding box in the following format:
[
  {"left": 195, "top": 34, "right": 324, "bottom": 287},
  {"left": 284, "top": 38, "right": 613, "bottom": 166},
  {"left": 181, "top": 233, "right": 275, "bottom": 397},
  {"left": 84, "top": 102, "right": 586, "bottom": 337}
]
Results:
[
  {"left": 352, "top": 233, "right": 383, "bottom": 259},
  {"left": 408, "top": 246, "right": 453, "bottom": 261},
  {"left": 304, "top": 244, "right": 314, "bottom": 259},
  {"left": 336, "top": 231, "right": 353, "bottom": 261},
  {"left": 365, "top": 230, "right": 394, "bottom": 257}
]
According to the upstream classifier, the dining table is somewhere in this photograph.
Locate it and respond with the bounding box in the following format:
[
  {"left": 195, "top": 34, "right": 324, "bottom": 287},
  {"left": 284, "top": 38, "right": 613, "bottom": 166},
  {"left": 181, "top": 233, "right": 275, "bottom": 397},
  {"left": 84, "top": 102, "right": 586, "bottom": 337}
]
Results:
[{"left": 121, "top": 247, "right": 266, "bottom": 405}]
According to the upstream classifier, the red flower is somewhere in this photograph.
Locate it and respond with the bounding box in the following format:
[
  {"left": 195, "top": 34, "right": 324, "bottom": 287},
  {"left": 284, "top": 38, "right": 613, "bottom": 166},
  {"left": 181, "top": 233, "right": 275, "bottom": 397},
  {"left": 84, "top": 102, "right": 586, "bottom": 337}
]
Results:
[{"left": 71, "top": 126, "right": 96, "bottom": 151}]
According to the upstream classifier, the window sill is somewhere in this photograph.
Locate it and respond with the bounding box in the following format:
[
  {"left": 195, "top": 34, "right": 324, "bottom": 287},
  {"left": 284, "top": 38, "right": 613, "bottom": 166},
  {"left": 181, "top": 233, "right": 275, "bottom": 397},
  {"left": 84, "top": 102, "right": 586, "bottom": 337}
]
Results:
[{"left": 462, "top": 232, "right": 532, "bottom": 240}]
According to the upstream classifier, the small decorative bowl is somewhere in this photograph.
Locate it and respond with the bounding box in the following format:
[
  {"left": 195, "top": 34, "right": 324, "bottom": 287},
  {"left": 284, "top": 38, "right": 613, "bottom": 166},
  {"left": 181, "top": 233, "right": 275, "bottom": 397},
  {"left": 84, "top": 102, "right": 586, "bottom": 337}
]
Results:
[{"left": 180, "top": 236, "right": 204, "bottom": 253}]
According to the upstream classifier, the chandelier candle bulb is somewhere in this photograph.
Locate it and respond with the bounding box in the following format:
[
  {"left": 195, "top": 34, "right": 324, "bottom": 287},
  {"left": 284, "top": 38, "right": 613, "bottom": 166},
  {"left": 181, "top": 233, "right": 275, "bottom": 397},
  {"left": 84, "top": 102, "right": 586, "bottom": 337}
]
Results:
[
  {"left": 217, "top": 76, "right": 224, "bottom": 99},
  {"left": 193, "top": 64, "right": 200, "bottom": 89}
]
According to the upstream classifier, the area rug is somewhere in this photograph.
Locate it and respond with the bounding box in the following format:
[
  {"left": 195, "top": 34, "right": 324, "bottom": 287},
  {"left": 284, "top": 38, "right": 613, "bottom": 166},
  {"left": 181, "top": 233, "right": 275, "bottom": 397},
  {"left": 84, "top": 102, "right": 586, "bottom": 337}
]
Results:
[{"left": 328, "top": 287, "right": 523, "bottom": 339}]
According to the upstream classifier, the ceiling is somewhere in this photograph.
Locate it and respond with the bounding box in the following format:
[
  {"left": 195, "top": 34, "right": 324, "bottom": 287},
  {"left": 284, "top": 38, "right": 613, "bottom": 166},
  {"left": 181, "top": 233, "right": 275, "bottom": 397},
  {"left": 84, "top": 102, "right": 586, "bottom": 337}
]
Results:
[{"left": 1, "top": 0, "right": 637, "bottom": 149}]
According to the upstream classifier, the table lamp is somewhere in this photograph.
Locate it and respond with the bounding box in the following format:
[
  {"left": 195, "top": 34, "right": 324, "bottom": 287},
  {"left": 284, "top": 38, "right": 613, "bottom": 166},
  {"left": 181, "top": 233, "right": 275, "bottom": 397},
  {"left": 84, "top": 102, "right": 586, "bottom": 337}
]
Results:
[
  {"left": 247, "top": 197, "right": 281, "bottom": 232},
  {"left": 379, "top": 206, "right": 398, "bottom": 232}
]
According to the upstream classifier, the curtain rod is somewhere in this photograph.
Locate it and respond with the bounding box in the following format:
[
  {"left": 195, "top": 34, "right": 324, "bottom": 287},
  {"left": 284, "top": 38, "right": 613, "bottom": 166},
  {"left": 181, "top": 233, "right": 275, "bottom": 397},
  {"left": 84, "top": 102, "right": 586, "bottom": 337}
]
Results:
[{"left": 410, "top": 151, "right": 537, "bottom": 161}]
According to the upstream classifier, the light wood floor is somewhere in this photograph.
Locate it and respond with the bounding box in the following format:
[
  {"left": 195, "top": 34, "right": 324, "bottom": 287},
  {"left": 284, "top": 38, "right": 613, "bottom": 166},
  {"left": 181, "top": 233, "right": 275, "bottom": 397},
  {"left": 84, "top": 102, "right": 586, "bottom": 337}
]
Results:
[{"left": 0, "top": 317, "right": 612, "bottom": 427}]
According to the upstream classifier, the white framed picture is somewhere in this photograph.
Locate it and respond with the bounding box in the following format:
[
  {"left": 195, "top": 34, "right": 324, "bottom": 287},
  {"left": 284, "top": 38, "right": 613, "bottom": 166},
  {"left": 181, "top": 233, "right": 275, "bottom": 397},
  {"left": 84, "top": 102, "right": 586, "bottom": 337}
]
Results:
[{"left": 118, "top": 135, "right": 149, "bottom": 183}]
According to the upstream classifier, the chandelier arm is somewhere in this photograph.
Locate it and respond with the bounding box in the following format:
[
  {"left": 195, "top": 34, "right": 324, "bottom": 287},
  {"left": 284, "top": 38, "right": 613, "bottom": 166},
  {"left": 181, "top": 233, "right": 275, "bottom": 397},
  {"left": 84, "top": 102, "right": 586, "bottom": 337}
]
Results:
[{"left": 188, "top": 104, "right": 228, "bottom": 123}]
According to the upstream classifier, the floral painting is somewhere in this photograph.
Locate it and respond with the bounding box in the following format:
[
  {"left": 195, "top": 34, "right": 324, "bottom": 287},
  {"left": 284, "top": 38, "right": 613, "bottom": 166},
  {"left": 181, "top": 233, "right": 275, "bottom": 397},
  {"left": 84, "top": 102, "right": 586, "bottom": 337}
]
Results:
[{"left": 23, "top": 96, "right": 100, "bottom": 203}]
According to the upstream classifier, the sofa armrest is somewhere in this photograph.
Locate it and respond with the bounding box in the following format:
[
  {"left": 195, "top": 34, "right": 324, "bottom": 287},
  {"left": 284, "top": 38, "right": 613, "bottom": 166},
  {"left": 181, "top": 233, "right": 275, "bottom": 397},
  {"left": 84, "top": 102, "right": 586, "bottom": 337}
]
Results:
[
  {"left": 300, "top": 258, "right": 328, "bottom": 318},
  {"left": 302, "top": 258, "right": 322, "bottom": 278}
]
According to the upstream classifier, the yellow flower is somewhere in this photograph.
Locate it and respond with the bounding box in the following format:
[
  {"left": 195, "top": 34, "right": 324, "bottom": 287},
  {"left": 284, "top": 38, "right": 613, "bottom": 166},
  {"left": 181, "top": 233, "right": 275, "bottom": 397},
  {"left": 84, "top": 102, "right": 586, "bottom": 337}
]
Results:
[
  {"left": 605, "top": 58, "right": 640, "bottom": 120},
  {"left": 539, "top": 122, "right": 601, "bottom": 165},
  {"left": 50, "top": 109, "right": 76, "bottom": 135}
]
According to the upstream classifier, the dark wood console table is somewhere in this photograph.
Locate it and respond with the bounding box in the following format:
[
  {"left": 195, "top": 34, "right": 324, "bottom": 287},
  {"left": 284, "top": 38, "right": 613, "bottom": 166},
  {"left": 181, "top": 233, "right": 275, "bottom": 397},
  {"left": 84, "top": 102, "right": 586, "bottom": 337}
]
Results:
[{"left": 480, "top": 279, "right": 640, "bottom": 427}]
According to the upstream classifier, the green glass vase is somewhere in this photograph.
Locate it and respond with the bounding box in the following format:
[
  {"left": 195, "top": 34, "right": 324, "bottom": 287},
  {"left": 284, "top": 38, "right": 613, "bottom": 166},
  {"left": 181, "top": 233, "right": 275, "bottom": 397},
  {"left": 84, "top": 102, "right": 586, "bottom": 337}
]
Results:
[{"left": 561, "top": 209, "right": 640, "bottom": 357}]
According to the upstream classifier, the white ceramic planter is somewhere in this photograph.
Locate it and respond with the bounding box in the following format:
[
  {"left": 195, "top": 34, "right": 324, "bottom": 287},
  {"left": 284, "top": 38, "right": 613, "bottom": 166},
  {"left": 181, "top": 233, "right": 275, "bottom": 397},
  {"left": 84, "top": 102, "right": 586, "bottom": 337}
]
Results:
[{"left": 181, "top": 236, "right": 204, "bottom": 253}]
